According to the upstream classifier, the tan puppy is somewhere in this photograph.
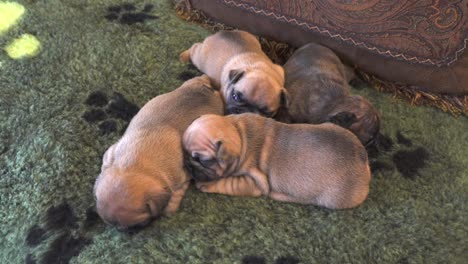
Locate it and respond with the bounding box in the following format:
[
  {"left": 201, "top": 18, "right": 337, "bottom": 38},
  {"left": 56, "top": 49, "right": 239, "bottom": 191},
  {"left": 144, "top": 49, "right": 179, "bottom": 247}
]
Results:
[
  {"left": 183, "top": 113, "right": 371, "bottom": 209},
  {"left": 180, "top": 30, "right": 288, "bottom": 117},
  {"left": 93, "top": 75, "right": 224, "bottom": 229},
  {"left": 275, "top": 43, "right": 380, "bottom": 146}
]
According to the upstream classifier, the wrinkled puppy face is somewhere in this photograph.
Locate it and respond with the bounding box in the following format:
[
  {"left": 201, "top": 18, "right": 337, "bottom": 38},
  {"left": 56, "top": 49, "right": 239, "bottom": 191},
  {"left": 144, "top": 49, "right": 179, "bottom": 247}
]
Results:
[
  {"left": 93, "top": 168, "right": 171, "bottom": 230},
  {"left": 224, "top": 69, "right": 289, "bottom": 117},
  {"left": 183, "top": 114, "right": 241, "bottom": 182},
  {"left": 328, "top": 95, "right": 380, "bottom": 146}
]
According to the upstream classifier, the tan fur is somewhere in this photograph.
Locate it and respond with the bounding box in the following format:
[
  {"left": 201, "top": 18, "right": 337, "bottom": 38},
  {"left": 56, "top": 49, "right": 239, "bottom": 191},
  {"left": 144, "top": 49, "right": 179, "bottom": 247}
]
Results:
[
  {"left": 93, "top": 75, "right": 224, "bottom": 229},
  {"left": 184, "top": 113, "right": 371, "bottom": 209},
  {"left": 180, "top": 30, "right": 287, "bottom": 116}
]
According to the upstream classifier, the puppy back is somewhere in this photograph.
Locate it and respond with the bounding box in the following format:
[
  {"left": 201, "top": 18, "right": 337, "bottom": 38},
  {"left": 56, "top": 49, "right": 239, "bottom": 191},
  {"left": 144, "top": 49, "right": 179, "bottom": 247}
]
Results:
[
  {"left": 285, "top": 43, "right": 347, "bottom": 81},
  {"left": 127, "top": 81, "right": 224, "bottom": 134}
]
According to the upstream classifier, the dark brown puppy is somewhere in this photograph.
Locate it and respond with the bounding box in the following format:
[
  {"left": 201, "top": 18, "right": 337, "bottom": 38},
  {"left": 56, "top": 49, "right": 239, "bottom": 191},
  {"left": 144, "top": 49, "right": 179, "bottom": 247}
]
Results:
[
  {"left": 93, "top": 75, "right": 224, "bottom": 229},
  {"left": 275, "top": 43, "right": 380, "bottom": 145},
  {"left": 183, "top": 114, "right": 371, "bottom": 209}
]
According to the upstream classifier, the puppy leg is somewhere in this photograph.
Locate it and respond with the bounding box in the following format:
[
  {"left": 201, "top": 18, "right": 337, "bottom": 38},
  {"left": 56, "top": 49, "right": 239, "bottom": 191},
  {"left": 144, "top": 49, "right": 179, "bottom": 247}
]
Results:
[
  {"left": 179, "top": 43, "right": 201, "bottom": 63},
  {"left": 196, "top": 176, "right": 262, "bottom": 197},
  {"left": 247, "top": 168, "right": 270, "bottom": 195},
  {"left": 163, "top": 182, "right": 190, "bottom": 217},
  {"left": 269, "top": 192, "right": 300, "bottom": 203}
]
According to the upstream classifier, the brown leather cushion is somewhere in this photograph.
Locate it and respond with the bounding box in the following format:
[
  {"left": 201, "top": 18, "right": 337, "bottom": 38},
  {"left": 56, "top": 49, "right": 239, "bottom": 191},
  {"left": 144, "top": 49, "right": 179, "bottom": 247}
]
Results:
[{"left": 188, "top": 0, "right": 468, "bottom": 94}]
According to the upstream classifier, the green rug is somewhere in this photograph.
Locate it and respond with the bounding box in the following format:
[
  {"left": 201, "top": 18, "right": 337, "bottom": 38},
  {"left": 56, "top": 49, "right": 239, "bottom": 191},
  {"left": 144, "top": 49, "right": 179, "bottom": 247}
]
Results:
[{"left": 1, "top": 1, "right": 467, "bottom": 263}]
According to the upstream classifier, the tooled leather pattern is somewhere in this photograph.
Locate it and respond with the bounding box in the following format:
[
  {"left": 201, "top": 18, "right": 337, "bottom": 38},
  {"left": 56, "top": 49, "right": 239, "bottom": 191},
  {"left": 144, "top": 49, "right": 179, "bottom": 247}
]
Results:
[{"left": 221, "top": 0, "right": 467, "bottom": 67}]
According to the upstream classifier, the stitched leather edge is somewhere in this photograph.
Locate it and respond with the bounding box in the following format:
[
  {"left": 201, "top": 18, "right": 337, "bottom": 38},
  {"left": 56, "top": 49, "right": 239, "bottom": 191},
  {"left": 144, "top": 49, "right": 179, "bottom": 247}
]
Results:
[{"left": 223, "top": 0, "right": 468, "bottom": 67}]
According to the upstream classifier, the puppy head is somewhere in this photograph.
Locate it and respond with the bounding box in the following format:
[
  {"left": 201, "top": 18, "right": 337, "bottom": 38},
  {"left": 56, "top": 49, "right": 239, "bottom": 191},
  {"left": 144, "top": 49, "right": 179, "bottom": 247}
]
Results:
[
  {"left": 183, "top": 114, "right": 241, "bottom": 181},
  {"left": 224, "top": 69, "right": 289, "bottom": 117},
  {"left": 327, "top": 95, "right": 380, "bottom": 146},
  {"left": 93, "top": 166, "right": 171, "bottom": 230}
]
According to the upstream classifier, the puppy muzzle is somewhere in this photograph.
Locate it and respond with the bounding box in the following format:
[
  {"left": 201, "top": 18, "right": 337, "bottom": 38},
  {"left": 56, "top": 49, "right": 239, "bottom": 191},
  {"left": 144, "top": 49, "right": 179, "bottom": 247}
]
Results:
[{"left": 183, "top": 153, "right": 218, "bottom": 182}]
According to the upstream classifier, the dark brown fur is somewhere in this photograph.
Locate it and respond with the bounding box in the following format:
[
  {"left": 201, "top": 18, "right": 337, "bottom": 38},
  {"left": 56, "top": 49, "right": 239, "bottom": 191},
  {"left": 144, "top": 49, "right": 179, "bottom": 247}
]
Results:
[{"left": 275, "top": 43, "right": 380, "bottom": 145}]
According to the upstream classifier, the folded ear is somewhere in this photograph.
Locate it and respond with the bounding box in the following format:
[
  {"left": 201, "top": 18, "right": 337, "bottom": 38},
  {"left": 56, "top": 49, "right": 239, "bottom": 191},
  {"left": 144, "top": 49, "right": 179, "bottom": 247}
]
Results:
[
  {"left": 327, "top": 111, "right": 357, "bottom": 129},
  {"left": 214, "top": 140, "right": 236, "bottom": 174},
  {"left": 147, "top": 191, "right": 171, "bottom": 218},
  {"left": 229, "top": 69, "right": 245, "bottom": 84},
  {"left": 280, "top": 88, "right": 290, "bottom": 108}
]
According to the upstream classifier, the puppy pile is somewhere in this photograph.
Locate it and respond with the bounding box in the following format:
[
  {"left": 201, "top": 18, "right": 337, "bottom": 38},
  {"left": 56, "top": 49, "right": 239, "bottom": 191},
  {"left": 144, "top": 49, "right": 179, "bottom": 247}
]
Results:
[{"left": 94, "top": 30, "right": 380, "bottom": 229}]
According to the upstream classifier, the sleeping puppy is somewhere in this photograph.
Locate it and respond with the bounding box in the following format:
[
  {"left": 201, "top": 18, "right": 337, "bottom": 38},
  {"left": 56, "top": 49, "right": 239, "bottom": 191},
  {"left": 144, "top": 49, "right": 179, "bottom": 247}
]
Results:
[
  {"left": 180, "top": 30, "right": 288, "bottom": 117},
  {"left": 93, "top": 75, "right": 224, "bottom": 229},
  {"left": 183, "top": 114, "right": 371, "bottom": 209},
  {"left": 275, "top": 42, "right": 380, "bottom": 145}
]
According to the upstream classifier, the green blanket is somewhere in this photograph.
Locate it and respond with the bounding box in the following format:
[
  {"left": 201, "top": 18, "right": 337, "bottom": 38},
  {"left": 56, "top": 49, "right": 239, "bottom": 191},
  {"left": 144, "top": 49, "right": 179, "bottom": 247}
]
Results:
[{"left": 1, "top": 1, "right": 467, "bottom": 263}]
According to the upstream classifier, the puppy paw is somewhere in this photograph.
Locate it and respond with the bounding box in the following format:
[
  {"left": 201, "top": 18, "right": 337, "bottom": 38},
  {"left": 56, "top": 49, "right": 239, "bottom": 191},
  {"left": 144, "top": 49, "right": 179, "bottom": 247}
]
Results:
[
  {"left": 195, "top": 181, "right": 212, "bottom": 192},
  {"left": 179, "top": 50, "right": 191, "bottom": 63},
  {"left": 162, "top": 209, "right": 177, "bottom": 218}
]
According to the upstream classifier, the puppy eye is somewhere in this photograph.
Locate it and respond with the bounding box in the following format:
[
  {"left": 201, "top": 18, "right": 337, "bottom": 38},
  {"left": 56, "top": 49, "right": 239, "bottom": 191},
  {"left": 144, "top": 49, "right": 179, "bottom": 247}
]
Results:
[{"left": 231, "top": 91, "right": 243, "bottom": 102}]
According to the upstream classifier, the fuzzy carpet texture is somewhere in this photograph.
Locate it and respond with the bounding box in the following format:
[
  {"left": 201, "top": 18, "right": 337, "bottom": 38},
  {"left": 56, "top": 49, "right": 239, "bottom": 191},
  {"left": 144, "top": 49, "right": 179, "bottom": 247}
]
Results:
[{"left": 0, "top": 1, "right": 467, "bottom": 263}]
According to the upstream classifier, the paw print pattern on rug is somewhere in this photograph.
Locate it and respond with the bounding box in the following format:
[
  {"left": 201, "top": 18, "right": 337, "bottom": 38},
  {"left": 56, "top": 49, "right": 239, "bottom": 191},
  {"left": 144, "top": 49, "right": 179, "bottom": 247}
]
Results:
[
  {"left": 366, "top": 131, "right": 430, "bottom": 179},
  {"left": 105, "top": 3, "right": 158, "bottom": 25},
  {"left": 82, "top": 91, "right": 140, "bottom": 136},
  {"left": 25, "top": 203, "right": 101, "bottom": 264},
  {"left": 242, "top": 255, "right": 300, "bottom": 264}
]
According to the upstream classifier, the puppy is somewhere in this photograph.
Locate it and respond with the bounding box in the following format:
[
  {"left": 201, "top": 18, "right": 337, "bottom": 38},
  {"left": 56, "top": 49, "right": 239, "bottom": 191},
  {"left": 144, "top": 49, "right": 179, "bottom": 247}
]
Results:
[
  {"left": 183, "top": 113, "right": 371, "bottom": 209},
  {"left": 275, "top": 43, "right": 380, "bottom": 145},
  {"left": 93, "top": 75, "right": 224, "bottom": 229},
  {"left": 180, "top": 30, "right": 288, "bottom": 117}
]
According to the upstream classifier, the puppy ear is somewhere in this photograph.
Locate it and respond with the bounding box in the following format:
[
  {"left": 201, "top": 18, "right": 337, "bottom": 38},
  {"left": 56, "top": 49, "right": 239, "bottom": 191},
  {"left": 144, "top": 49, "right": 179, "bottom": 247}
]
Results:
[
  {"left": 229, "top": 69, "right": 245, "bottom": 84},
  {"left": 280, "top": 89, "right": 290, "bottom": 108},
  {"left": 327, "top": 111, "right": 357, "bottom": 129},
  {"left": 214, "top": 140, "right": 235, "bottom": 172},
  {"left": 147, "top": 192, "right": 171, "bottom": 218}
]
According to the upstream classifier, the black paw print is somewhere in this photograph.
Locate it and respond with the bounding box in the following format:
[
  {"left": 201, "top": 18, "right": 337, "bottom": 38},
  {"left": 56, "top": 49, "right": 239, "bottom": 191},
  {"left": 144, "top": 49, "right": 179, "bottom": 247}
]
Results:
[
  {"left": 242, "top": 255, "right": 300, "bottom": 264},
  {"left": 105, "top": 3, "right": 158, "bottom": 25},
  {"left": 25, "top": 203, "right": 101, "bottom": 264},
  {"left": 367, "top": 131, "right": 430, "bottom": 179},
  {"left": 82, "top": 91, "right": 140, "bottom": 136}
]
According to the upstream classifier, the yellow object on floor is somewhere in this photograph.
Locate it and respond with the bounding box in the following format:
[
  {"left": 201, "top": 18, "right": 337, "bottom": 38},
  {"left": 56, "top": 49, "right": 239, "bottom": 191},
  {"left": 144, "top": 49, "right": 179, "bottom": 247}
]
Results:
[
  {"left": 0, "top": 2, "right": 25, "bottom": 35},
  {"left": 4, "top": 34, "right": 41, "bottom": 59}
]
